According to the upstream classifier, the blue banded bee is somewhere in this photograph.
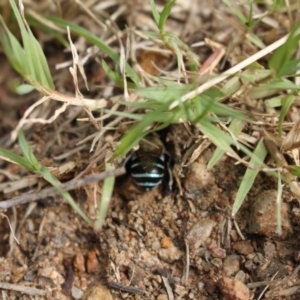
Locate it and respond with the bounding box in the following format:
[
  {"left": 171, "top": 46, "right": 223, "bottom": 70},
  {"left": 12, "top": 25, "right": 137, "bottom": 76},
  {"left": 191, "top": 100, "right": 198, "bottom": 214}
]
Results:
[{"left": 125, "top": 135, "right": 173, "bottom": 192}]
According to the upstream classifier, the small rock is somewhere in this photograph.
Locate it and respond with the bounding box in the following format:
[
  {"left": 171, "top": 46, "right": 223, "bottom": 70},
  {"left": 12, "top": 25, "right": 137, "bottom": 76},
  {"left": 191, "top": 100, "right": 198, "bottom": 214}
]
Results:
[
  {"left": 26, "top": 219, "right": 35, "bottom": 232},
  {"left": 186, "top": 219, "right": 215, "bottom": 252},
  {"left": 74, "top": 252, "right": 85, "bottom": 273},
  {"left": 160, "top": 236, "right": 173, "bottom": 249},
  {"left": 223, "top": 255, "right": 241, "bottom": 277},
  {"left": 152, "top": 241, "right": 161, "bottom": 251},
  {"left": 83, "top": 283, "right": 113, "bottom": 300},
  {"left": 11, "top": 265, "right": 28, "bottom": 283},
  {"left": 24, "top": 270, "right": 36, "bottom": 281},
  {"left": 248, "top": 190, "right": 292, "bottom": 238},
  {"left": 211, "top": 258, "right": 223, "bottom": 268},
  {"left": 218, "top": 277, "right": 250, "bottom": 300},
  {"left": 294, "top": 251, "right": 300, "bottom": 262},
  {"left": 233, "top": 240, "right": 254, "bottom": 255},
  {"left": 184, "top": 162, "right": 215, "bottom": 193},
  {"left": 38, "top": 267, "right": 64, "bottom": 286},
  {"left": 86, "top": 251, "right": 100, "bottom": 274},
  {"left": 136, "top": 250, "right": 161, "bottom": 269},
  {"left": 230, "top": 230, "right": 239, "bottom": 242},
  {"left": 235, "top": 270, "right": 246, "bottom": 283},
  {"left": 244, "top": 260, "right": 255, "bottom": 271},
  {"left": 204, "top": 279, "right": 217, "bottom": 295},
  {"left": 158, "top": 244, "right": 181, "bottom": 263},
  {"left": 209, "top": 244, "right": 226, "bottom": 259},
  {"left": 72, "top": 286, "right": 84, "bottom": 299},
  {"left": 263, "top": 241, "right": 276, "bottom": 258}
]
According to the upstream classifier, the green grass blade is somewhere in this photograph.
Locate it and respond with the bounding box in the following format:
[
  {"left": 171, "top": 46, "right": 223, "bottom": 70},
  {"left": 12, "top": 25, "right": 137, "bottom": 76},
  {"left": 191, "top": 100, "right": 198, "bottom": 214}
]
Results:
[
  {"left": 265, "top": 95, "right": 289, "bottom": 108},
  {"left": 0, "top": 18, "right": 26, "bottom": 75},
  {"left": 2, "top": 131, "right": 92, "bottom": 224},
  {"left": 39, "top": 165, "right": 92, "bottom": 224},
  {"left": 140, "top": 31, "right": 161, "bottom": 40},
  {"left": 111, "top": 102, "right": 173, "bottom": 160},
  {"left": 278, "top": 95, "right": 294, "bottom": 137},
  {"left": 0, "top": 147, "right": 33, "bottom": 170},
  {"left": 198, "top": 119, "right": 234, "bottom": 154},
  {"left": 260, "top": 79, "right": 300, "bottom": 90},
  {"left": 15, "top": 12, "right": 56, "bottom": 88},
  {"left": 1, "top": 0, "right": 54, "bottom": 90},
  {"left": 101, "top": 59, "right": 123, "bottom": 85},
  {"left": 159, "top": 0, "right": 176, "bottom": 32},
  {"left": 269, "top": 20, "right": 300, "bottom": 77},
  {"left": 277, "top": 58, "right": 300, "bottom": 76},
  {"left": 28, "top": 37, "right": 54, "bottom": 89},
  {"left": 208, "top": 119, "right": 246, "bottom": 169},
  {"left": 222, "top": 0, "right": 248, "bottom": 24},
  {"left": 287, "top": 165, "right": 300, "bottom": 177},
  {"left": 149, "top": 0, "right": 160, "bottom": 27},
  {"left": 135, "top": 84, "right": 194, "bottom": 102},
  {"left": 232, "top": 139, "right": 268, "bottom": 216},
  {"left": 27, "top": 15, "right": 69, "bottom": 47},
  {"left": 94, "top": 163, "right": 115, "bottom": 230},
  {"left": 13, "top": 83, "right": 35, "bottom": 95},
  {"left": 18, "top": 130, "right": 40, "bottom": 171}
]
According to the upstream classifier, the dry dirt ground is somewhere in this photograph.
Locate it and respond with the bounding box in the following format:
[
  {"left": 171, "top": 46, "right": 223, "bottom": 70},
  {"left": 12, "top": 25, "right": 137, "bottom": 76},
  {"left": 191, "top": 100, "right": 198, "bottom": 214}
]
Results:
[{"left": 1, "top": 0, "right": 300, "bottom": 299}]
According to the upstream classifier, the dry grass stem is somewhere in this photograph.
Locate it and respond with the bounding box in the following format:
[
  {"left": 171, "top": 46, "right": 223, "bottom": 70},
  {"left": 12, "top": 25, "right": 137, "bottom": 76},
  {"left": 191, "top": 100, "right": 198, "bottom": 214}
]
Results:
[
  {"left": 0, "top": 168, "right": 125, "bottom": 210},
  {"left": 0, "top": 282, "right": 45, "bottom": 296}
]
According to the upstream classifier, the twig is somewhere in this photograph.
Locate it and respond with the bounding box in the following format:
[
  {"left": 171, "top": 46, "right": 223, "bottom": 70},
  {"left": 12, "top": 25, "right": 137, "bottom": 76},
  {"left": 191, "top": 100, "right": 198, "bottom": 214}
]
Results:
[
  {"left": 0, "top": 168, "right": 126, "bottom": 210},
  {"left": 182, "top": 238, "right": 190, "bottom": 284},
  {"left": 0, "top": 213, "right": 19, "bottom": 245},
  {"left": 257, "top": 271, "right": 279, "bottom": 300},
  {"left": 161, "top": 269, "right": 174, "bottom": 300},
  {"left": 233, "top": 218, "right": 246, "bottom": 240},
  {"left": 248, "top": 280, "right": 279, "bottom": 289},
  {"left": 107, "top": 282, "right": 145, "bottom": 295},
  {"left": 0, "top": 282, "right": 46, "bottom": 296}
]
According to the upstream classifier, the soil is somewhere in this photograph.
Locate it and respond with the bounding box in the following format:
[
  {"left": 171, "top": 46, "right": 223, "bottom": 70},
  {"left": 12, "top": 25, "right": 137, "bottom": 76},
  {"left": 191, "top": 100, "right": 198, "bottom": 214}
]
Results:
[{"left": 1, "top": 1, "right": 300, "bottom": 300}]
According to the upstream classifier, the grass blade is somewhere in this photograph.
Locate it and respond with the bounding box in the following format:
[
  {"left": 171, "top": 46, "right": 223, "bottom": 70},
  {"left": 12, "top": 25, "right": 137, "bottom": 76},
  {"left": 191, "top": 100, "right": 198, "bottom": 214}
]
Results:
[
  {"left": 159, "top": 0, "right": 176, "bottom": 32},
  {"left": 94, "top": 163, "right": 115, "bottom": 230},
  {"left": 269, "top": 21, "right": 300, "bottom": 77},
  {"left": 232, "top": 139, "right": 268, "bottom": 216},
  {"left": 208, "top": 119, "right": 246, "bottom": 169},
  {"left": 278, "top": 95, "right": 295, "bottom": 137},
  {"left": 149, "top": 0, "right": 160, "bottom": 26}
]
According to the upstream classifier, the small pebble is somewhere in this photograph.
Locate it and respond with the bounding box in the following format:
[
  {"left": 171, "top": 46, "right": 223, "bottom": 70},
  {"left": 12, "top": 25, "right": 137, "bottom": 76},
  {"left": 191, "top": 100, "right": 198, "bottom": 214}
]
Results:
[
  {"left": 233, "top": 240, "right": 254, "bottom": 255},
  {"left": 186, "top": 219, "right": 215, "bottom": 252},
  {"left": 26, "top": 219, "right": 35, "bottom": 232},
  {"left": 184, "top": 162, "right": 215, "bottom": 193},
  {"left": 223, "top": 255, "right": 241, "bottom": 277},
  {"left": 218, "top": 277, "right": 250, "bottom": 300},
  {"left": 74, "top": 252, "right": 85, "bottom": 273},
  {"left": 82, "top": 283, "right": 113, "bottom": 300},
  {"left": 71, "top": 286, "right": 84, "bottom": 299},
  {"left": 235, "top": 270, "right": 246, "bottom": 283},
  {"left": 160, "top": 236, "right": 173, "bottom": 249},
  {"left": 86, "top": 251, "right": 100, "bottom": 274},
  {"left": 159, "top": 245, "right": 181, "bottom": 263},
  {"left": 248, "top": 190, "right": 292, "bottom": 238}
]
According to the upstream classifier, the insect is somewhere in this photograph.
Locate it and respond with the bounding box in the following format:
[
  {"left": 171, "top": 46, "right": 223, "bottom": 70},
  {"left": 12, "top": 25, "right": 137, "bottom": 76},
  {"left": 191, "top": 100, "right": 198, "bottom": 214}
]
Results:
[{"left": 125, "top": 135, "right": 173, "bottom": 192}]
